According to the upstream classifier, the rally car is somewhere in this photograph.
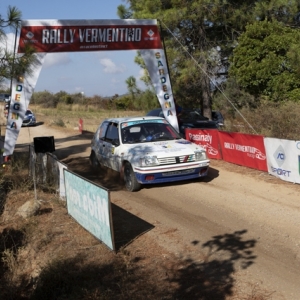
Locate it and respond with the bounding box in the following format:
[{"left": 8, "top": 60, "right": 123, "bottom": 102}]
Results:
[{"left": 90, "top": 116, "right": 210, "bottom": 191}]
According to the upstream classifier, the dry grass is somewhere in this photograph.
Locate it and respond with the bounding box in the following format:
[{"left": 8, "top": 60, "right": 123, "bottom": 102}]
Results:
[
  {"left": 220, "top": 100, "right": 300, "bottom": 140},
  {"left": 31, "top": 104, "right": 146, "bottom": 133}
]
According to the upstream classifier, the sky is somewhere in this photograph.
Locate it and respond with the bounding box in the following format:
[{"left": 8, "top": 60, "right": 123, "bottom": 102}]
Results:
[{"left": 1, "top": 0, "right": 146, "bottom": 97}]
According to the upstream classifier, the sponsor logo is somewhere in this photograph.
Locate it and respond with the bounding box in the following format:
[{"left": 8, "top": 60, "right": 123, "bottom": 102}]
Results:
[
  {"left": 296, "top": 141, "right": 300, "bottom": 150},
  {"left": 223, "top": 142, "right": 266, "bottom": 160},
  {"left": 271, "top": 166, "right": 291, "bottom": 177},
  {"left": 154, "top": 141, "right": 168, "bottom": 146},
  {"left": 26, "top": 31, "right": 34, "bottom": 39},
  {"left": 202, "top": 143, "right": 218, "bottom": 156},
  {"left": 188, "top": 133, "right": 212, "bottom": 144},
  {"left": 273, "top": 145, "right": 285, "bottom": 167},
  {"left": 23, "top": 30, "right": 38, "bottom": 44},
  {"left": 145, "top": 29, "right": 157, "bottom": 41},
  {"left": 175, "top": 140, "right": 192, "bottom": 144},
  {"left": 147, "top": 29, "right": 154, "bottom": 37},
  {"left": 272, "top": 145, "right": 292, "bottom": 176}
]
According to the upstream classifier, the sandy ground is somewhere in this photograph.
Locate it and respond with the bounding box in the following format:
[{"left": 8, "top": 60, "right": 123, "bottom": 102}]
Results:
[{"left": 12, "top": 124, "right": 300, "bottom": 299}]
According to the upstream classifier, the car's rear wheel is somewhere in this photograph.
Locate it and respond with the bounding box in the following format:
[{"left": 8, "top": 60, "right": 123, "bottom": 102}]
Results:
[
  {"left": 90, "top": 151, "right": 100, "bottom": 169},
  {"left": 124, "top": 162, "right": 141, "bottom": 192}
]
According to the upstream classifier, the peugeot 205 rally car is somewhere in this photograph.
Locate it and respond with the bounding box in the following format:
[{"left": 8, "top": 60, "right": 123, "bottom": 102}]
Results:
[{"left": 90, "top": 116, "right": 210, "bottom": 191}]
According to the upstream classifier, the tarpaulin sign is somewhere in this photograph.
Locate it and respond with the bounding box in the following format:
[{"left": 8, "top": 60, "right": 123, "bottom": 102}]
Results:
[
  {"left": 185, "top": 128, "right": 222, "bottom": 159},
  {"left": 218, "top": 131, "right": 267, "bottom": 171}
]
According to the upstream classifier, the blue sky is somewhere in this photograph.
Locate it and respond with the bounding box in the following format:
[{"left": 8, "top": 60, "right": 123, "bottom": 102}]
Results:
[{"left": 1, "top": 0, "right": 146, "bottom": 97}]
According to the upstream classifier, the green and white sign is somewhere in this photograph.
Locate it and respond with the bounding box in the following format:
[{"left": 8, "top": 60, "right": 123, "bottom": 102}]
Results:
[{"left": 64, "top": 170, "right": 114, "bottom": 251}]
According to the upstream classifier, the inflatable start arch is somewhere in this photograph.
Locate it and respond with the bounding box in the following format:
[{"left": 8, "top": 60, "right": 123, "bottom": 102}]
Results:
[{"left": 4, "top": 19, "right": 177, "bottom": 157}]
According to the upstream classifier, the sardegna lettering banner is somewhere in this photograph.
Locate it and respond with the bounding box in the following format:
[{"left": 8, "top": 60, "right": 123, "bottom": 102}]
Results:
[
  {"left": 264, "top": 138, "right": 300, "bottom": 184},
  {"left": 185, "top": 128, "right": 222, "bottom": 159},
  {"left": 218, "top": 132, "right": 267, "bottom": 171},
  {"left": 4, "top": 19, "right": 177, "bottom": 157}
]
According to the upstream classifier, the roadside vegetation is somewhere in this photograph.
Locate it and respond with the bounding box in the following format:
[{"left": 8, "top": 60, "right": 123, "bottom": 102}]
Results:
[{"left": 26, "top": 90, "right": 300, "bottom": 141}]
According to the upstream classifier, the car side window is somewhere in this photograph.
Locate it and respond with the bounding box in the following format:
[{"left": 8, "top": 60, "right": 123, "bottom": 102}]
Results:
[
  {"left": 105, "top": 122, "right": 119, "bottom": 143},
  {"left": 98, "top": 122, "right": 109, "bottom": 140}
]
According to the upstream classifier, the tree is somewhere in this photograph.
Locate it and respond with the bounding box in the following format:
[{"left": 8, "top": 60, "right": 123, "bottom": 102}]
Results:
[
  {"left": 0, "top": 6, "right": 37, "bottom": 90},
  {"left": 118, "top": 1, "right": 300, "bottom": 116},
  {"left": 125, "top": 76, "right": 140, "bottom": 99},
  {"left": 117, "top": 0, "right": 262, "bottom": 119},
  {"left": 229, "top": 20, "right": 300, "bottom": 101}
]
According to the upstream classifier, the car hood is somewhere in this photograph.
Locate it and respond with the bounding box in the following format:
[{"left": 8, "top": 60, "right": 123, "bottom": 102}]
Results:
[{"left": 123, "top": 139, "right": 205, "bottom": 158}]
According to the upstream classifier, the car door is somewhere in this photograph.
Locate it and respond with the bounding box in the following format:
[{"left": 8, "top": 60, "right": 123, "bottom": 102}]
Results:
[
  {"left": 102, "top": 122, "right": 120, "bottom": 170},
  {"left": 94, "top": 121, "right": 109, "bottom": 165}
]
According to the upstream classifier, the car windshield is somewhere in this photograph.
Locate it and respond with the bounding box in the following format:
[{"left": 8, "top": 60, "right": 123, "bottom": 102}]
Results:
[{"left": 121, "top": 120, "right": 181, "bottom": 144}]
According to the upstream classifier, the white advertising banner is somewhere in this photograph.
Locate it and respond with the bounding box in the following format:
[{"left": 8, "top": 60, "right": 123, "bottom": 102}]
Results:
[
  {"left": 140, "top": 49, "right": 178, "bottom": 131},
  {"left": 264, "top": 138, "right": 300, "bottom": 184},
  {"left": 4, "top": 53, "right": 46, "bottom": 156},
  {"left": 3, "top": 19, "right": 177, "bottom": 157}
]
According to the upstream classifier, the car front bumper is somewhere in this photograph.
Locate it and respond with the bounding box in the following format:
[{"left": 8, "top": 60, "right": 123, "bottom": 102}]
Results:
[{"left": 134, "top": 161, "right": 209, "bottom": 184}]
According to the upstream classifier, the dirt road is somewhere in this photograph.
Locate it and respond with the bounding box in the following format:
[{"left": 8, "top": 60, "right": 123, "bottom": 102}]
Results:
[{"left": 16, "top": 124, "right": 300, "bottom": 299}]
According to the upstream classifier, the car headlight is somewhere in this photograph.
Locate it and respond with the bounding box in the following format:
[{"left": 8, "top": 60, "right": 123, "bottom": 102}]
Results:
[
  {"left": 139, "top": 156, "right": 159, "bottom": 167},
  {"left": 195, "top": 150, "right": 207, "bottom": 161}
]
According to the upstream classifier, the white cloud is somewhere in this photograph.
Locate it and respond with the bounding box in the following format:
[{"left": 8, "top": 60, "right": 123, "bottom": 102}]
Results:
[
  {"left": 0, "top": 32, "right": 18, "bottom": 53},
  {"left": 99, "top": 58, "right": 126, "bottom": 74},
  {"left": 44, "top": 53, "right": 71, "bottom": 68}
]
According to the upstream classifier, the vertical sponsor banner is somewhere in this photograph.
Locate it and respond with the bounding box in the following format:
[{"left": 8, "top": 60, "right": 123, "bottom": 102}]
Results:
[
  {"left": 218, "top": 132, "right": 267, "bottom": 171},
  {"left": 140, "top": 49, "right": 178, "bottom": 131},
  {"left": 185, "top": 128, "right": 222, "bottom": 159},
  {"left": 264, "top": 138, "right": 300, "bottom": 184},
  {"left": 64, "top": 169, "right": 115, "bottom": 251},
  {"left": 4, "top": 53, "right": 46, "bottom": 156}
]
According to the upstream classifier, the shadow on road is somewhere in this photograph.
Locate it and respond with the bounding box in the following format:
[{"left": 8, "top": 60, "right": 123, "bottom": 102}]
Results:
[
  {"left": 111, "top": 204, "right": 154, "bottom": 251},
  {"left": 171, "top": 229, "right": 257, "bottom": 299},
  {"left": 2, "top": 229, "right": 258, "bottom": 299}
]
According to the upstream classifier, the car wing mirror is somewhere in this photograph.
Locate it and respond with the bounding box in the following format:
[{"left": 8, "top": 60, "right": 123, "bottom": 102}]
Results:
[{"left": 112, "top": 139, "right": 120, "bottom": 146}]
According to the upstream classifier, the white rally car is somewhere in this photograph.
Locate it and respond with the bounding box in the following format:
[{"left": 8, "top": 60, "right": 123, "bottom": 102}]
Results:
[{"left": 90, "top": 116, "right": 210, "bottom": 191}]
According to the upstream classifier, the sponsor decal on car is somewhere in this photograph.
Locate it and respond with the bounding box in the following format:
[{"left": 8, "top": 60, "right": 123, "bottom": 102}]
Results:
[
  {"left": 176, "top": 140, "right": 192, "bottom": 144},
  {"left": 122, "top": 119, "right": 165, "bottom": 128}
]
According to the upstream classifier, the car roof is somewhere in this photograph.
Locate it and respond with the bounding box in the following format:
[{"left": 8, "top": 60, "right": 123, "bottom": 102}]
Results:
[
  {"left": 146, "top": 108, "right": 162, "bottom": 116},
  {"left": 103, "top": 116, "right": 165, "bottom": 124}
]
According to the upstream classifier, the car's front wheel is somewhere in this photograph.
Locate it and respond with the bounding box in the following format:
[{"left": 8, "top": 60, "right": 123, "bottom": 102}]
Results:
[{"left": 124, "top": 162, "right": 141, "bottom": 192}]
